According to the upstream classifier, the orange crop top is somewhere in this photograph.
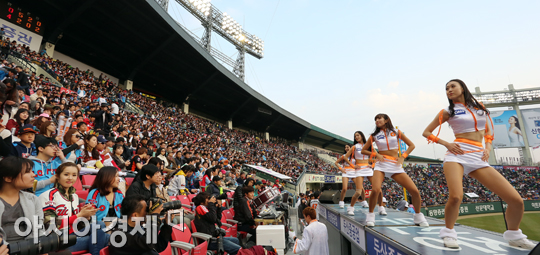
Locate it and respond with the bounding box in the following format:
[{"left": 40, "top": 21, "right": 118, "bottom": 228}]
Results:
[
  {"left": 373, "top": 130, "right": 400, "bottom": 152},
  {"left": 444, "top": 103, "right": 487, "bottom": 134},
  {"left": 353, "top": 143, "right": 368, "bottom": 160}
]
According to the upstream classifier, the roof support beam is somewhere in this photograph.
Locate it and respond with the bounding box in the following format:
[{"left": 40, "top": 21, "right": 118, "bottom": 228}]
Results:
[
  {"left": 128, "top": 34, "right": 177, "bottom": 79},
  {"left": 266, "top": 115, "right": 282, "bottom": 132},
  {"left": 321, "top": 138, "right": 337, "bottom": 149},
  {"left": 185, "top": 71, "right": 218, "bottom": 102},
  {"left": 48, "top": 0, "right": 98, "bottom": 43},
  {"left": 229, "top": 97, "right": 252, "bottom": 120}
]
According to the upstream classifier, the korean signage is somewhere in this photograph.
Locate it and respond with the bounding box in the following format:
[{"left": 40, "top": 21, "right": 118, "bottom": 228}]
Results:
[
  {"left": 425, "top": 200, "right": 540, "bottom": 218},
  {"left": 490, "top": 110, "right": 524, "bottom": 148},
  {"left": 502, "top": 166, "right": 539, "bottom": 171},
  {"left": 324, "top": 175, "right": 335, "bottom": 183},
  {"left": 325, "top": 210, "right": 340, "bottom": 231},
  {"left": 341, "top": 216, "right": 365, "bottom": 251},
  {"left": 366, "top": 231, "right": 407, "bottom": 255},
  {"left": 520, "top": 108, "right": 540, "bottom": 147},
  {"left": 0, "top": 17, "right": 43, "bottom": 52}
]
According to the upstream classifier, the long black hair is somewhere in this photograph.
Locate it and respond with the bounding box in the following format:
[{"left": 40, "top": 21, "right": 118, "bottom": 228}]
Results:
[
  {"left": 370, "top": 113, "right": 396, "bottom": 138},
  {"left": 510, "top": 116, "right": 521, "bottom": 130},
  {"left": 353, "top": 131, "right": 366, "bottom": 145},
  {"left": 14, "top": 108, "right": 30, "bottom": 126},
  {"left": 446, "top": 79, "right": 488, "bottom": 117},
  {"left": 344, "top": 144, "right": 351, "bottom": 154}
]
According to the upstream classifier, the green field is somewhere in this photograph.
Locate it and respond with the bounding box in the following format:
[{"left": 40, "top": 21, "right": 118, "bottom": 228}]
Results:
[{"left": 456, "top": 212, "right": 540, "bottom": 241}]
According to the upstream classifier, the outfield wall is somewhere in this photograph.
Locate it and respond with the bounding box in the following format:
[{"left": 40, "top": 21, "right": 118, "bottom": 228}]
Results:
[{"left": 421, "top": 200, "right": 540, "bottom": 218}]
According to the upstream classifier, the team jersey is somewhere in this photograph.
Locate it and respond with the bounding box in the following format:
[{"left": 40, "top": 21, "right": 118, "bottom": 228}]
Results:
[
  {"left": 444, "top": 102, "right": 488, "bottom": 135},
  {"left": 372, "top": 129, "right": 401, "bottom": 152}
]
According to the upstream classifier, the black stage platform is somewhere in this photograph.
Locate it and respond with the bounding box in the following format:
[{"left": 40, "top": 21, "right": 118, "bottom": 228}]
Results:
[{"left": 318, "top": 203, "right": 535, "bottom": 255}]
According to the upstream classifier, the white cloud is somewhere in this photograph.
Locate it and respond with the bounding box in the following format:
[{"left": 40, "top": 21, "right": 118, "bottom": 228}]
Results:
[{"left": 387, "top": 81, "right": 399, "bottom": 89}]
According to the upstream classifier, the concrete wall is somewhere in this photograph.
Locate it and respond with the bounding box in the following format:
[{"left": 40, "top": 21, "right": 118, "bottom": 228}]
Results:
[{"left": 54, "top": 51, "right": 120, "bottom": 85}]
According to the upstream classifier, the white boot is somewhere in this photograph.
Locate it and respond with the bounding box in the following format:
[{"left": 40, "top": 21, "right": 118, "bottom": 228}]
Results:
[
  {"left": 347, "top": 206, "right": 355, "bottom": 216},
  {"left": 504, "top": 229, "right": 536, "bottom": 249},
  {"left": 440, "top": 228, "right": 459, "bottom": 249},
  {"left": 413, "top": 213, "right": 429, "bottom": 227},
  {"left": 361, "top": 201, "right": 369, "bottom": 208},
  {"left": 378, "top": 206, "right": 387, "bottom": 216},
  {"left": 366, "top": 212, "right": 375, "bottom": 227},
  {"left": 339, "top": 201, "right": 344, "bottom": 209}
]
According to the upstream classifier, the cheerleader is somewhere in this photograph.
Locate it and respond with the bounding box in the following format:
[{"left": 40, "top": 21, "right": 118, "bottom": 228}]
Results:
[
  {"left": 334, "top": 144, "right": 357, "bottom": 208},
  {"left": 342, "top": 131, "right": 385, "bottom": 216},
  {"left": 422, "top": 79, "right": 535, "bottom": 249},
  {"left": 361, "top": 114, "right": 428, "bottom": 227}
]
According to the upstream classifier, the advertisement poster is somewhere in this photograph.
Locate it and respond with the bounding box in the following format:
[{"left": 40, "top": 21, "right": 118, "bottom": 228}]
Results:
[
  {"left": 491, "top": 110, "right": 525, "bottom": 148},
  {"left": 521, "top": 109, "right": 540, "bottom": 147},
  {"left": 0, "top": 18, "right": 43, "bottom": 52}
]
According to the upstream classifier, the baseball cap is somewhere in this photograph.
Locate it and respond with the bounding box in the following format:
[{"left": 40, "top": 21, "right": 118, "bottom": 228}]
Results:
[
  {"left": 97, "top": 135, "right": 107, "bottom": 144},
  {"left": 18, "top": 124, "right": 38, "bottom": 135},
  {"left": 34, "top": 135, "right": 56, "bottom": 149}
]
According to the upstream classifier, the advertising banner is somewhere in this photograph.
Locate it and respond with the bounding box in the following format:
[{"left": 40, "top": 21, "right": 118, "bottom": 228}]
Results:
[
  {"left": 425, "top": 200, "right": 540, "bottom": 218},
  {"left": 502, "top": 166, "right": 539, "bottom": 171},
  {"left": 491, "top": 110, "right": 525, "bottom": 148},
  {"left": 521, "top": 108, "right": 540, "bottom": 147},
  {"left": 0, "top": 18, "right": 43, "bottom": 52}
]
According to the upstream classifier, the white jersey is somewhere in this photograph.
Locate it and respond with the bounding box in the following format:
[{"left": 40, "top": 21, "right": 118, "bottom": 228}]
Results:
[
  {"left": 293, "top": 220, "right": 330, "bottom": 255},
  {"left": 310, "top": 199, "right": 320, "bottom": 220}
]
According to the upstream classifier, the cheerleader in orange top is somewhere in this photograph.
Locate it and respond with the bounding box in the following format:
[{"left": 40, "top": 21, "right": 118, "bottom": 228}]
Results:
[
  {"left": 361, "top": 114, "right": 429, "bottom": 227},
  {"left": 342, "top": 131, "right": 385, "bottom": 216},
  {"left": 422, "top": 79, "right": 535, "bottom": 250},
  {"left": 334, "top": 144, "right": 356, "bottom": 207}
]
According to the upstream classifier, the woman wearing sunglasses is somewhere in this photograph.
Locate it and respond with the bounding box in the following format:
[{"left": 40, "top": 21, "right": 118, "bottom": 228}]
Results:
[{"left": 422, "top": 79, "right": 534, "bottom": 249}]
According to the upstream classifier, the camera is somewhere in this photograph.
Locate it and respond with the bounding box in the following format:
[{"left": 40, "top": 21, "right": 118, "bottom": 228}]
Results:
[
  {"left": 6, "top": 232, "right": 77, "bottom": 255},
  {"left": 147, "top": 197, "right": 183, "bottom": 215}
]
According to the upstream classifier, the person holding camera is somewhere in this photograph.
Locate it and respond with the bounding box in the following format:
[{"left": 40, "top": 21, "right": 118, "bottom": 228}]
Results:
[
  {"left": 234, "top": 186, "right": 258, "bottom": 244},
  {"left": 193, "top": 192, "right": 241, "bottom": 255},
  {"left": 109, "top": 194, "right": 172, "bottom": 255},
  {"left": 205, "top": 176, "right": 228, "bottom": 205}
]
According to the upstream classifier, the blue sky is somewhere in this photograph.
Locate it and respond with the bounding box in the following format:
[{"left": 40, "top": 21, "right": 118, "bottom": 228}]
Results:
[{"left": 167, "top": 0, "right": 540, "bottom": 160}]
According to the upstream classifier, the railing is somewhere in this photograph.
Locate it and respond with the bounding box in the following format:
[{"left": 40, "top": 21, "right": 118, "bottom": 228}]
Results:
[
  {"left": 8, "top": 52, "right": 64, "bottom": 88},
  {"left": 124, "top": 99, "right": 144, "bottom": 115}
]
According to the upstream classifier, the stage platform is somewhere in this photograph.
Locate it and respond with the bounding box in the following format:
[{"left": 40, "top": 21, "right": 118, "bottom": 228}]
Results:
[{"left": 318, "top": 203, "right": 536, "bottom": 255}]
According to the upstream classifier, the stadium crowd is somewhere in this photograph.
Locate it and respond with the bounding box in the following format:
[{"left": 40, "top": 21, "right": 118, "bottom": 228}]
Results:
[{"left": 1, "top": 37, "right": 540, "bottom": 254}]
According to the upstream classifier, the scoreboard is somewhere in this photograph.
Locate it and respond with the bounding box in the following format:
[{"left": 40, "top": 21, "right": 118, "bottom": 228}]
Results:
[{"left": 0, "top": 0, "right": 44, "bottom": 35}]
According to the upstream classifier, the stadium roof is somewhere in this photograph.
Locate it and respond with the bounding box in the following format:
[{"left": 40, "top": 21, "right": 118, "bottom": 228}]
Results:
[{"left": 22, "top": 0, "right": 353, "bottom": 151}]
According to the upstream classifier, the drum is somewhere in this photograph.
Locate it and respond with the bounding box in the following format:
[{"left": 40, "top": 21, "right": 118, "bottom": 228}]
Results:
[{"left": 253, "top": 188, "right": 280, "bottom": 209}]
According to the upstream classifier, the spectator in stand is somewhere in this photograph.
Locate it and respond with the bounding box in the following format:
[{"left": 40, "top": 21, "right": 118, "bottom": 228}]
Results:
[
  {"left": 15, "top": 66, "right": 30, "bottom": 95},
  {"left": 93, "top": 103, "right": 112, "bottom": 132},
  {"left": 82, "top": 134, "right": 100, "bottom": 165},
  {"left": 6, "top": 109, "right": 30, "bottom": 135},
  {"left": 108, "top": 194, "right": 172, "bottom": 255},
  {"left": 0, "top": 157, "right": 44, "bottom": 244},
  {"left": 39, "top": 162, "right": 109, "bottom": 255},
  {"left": 236, "top": 172, "right": 246, "bottom": 186},
  {"left": 125, "top": 164, "right": 160, "bottom": 201},
  {"left": 234, "top": 185, "right": 258, "bottom": 244},
  {"left": 30, "top": 135, "right": 67, "bottom": 196},
  {"left": 85, "top": 166, "right": 124, "bottom": 222},
  {"left": 0, "top": 124, "right": 37, "bottom": 158},
  {"left": 112, "top": 144, "right": 130, "bottom": 171},
  {"left": 193, "top": 192, "right": 241, "bottom": 255}
]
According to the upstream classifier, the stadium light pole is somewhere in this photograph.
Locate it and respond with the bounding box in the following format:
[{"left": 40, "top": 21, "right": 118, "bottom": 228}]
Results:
[{"left": 173, "top": 0, "right": 264, "bottom": 81}]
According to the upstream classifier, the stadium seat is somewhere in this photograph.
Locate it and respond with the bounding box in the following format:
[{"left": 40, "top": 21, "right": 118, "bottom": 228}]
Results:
[
  {"left": 176, "top": 195, "right": 192, "bottom": 211},
  {"left": 73, "top": 177, "right": 89, "bottom": 200},
  {"left": 82, "top": 175, "right": 96, "bottom": 189},
  {"left": 170, "top": 196, "right": 179, "bottom": 201},
  {"left": 71, "top": 250, "right": 90, "bottom": 255},
  {"left": 224, "top": 209, "right": 237, "bottom": 224},
  {"left": 220, "top": 210, "right": 236, "bottom": 237},
  {"left": 187, "top": 194, "right": 196, "bottom": 203},
  {"left": 172, "top": 223, "right": 210, "bottom": 255},
  {"left": 99, "top": 247, "right": 109, "bottom": 255}
]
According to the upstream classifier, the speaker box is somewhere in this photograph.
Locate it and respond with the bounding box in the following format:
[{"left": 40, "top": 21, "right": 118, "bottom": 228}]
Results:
[{"left": 319, "top": 190, "right": 356, "bottom": 204}]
